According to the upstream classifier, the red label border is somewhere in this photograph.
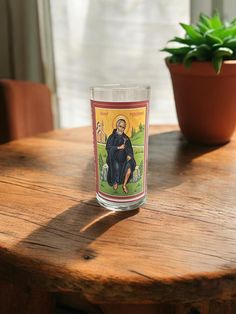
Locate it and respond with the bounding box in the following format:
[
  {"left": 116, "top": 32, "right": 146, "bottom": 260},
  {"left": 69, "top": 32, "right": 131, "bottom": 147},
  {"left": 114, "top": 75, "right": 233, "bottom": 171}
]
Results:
[{"left": 91, "top": 100, "right": 149, "bottom": 202}]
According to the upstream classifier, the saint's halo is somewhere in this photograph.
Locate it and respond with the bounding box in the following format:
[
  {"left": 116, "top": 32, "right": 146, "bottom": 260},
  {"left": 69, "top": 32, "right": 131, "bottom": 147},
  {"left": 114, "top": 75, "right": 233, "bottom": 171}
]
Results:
[{"left": 112, "top": 115, "right": 130, "bottom": 134}]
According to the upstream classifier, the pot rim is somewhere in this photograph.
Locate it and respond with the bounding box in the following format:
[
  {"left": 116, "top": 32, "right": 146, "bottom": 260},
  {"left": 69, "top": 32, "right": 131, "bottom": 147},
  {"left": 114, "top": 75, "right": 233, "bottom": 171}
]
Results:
[{"left": 165, "top": 58, "right": 236, "bottom": 76}]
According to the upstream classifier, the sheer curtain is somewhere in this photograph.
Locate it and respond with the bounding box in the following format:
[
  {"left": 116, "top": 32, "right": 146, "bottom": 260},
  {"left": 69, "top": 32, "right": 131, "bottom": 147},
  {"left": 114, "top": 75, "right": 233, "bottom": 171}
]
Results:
[{"left": 51, "top": 0, "right": 190, "bottom": 128}]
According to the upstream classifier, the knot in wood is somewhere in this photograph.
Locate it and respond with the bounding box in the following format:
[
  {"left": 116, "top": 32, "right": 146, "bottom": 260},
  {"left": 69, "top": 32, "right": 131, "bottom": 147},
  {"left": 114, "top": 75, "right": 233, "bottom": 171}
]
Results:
[
  {"left": 188, "top": 307, "right": 201, "bottom": 314},
  {"left": 83, "top": 255, "right": 91, "bottom": 260}
]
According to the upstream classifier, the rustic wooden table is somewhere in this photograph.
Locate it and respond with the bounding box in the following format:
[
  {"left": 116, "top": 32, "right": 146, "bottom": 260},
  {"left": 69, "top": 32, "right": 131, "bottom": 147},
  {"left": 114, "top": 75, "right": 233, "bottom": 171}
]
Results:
[{"left": 0, "top": 126, "right": 236, "bottom": 314}]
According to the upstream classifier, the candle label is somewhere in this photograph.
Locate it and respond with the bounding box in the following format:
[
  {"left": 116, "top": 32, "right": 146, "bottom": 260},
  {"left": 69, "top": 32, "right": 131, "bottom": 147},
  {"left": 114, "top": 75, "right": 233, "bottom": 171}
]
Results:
[{"left": 91, "top": 101, "right": 148, "bottom": 202}]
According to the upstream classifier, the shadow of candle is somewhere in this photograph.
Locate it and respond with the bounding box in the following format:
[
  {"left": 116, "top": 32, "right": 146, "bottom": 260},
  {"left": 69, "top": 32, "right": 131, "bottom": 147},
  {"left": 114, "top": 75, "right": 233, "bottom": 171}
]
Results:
[{"left": 16, "top": 199, "right": 139, "bottom": 261}]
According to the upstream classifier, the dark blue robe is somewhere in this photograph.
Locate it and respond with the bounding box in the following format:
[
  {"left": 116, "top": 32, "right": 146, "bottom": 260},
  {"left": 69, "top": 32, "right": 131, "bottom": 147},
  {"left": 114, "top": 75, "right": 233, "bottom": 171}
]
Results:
[{"left": 106, "top": 129, "right": 136, "bottom": 186}]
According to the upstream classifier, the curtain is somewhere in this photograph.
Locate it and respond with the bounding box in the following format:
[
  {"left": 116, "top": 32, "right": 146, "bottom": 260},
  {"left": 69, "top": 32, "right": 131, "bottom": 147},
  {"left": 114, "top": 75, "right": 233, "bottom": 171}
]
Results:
[
  {"left": 51, "top": 0, "right": 190, "bottom": 128},
  {"left": 0, "top": 0, "right": 44, "bottom": 81},
  {"left": 0, "top": 0, "right": 59, "bottom": 127},
  {"left": 191, "top": 0, "right": 236, "bottom": 23}
]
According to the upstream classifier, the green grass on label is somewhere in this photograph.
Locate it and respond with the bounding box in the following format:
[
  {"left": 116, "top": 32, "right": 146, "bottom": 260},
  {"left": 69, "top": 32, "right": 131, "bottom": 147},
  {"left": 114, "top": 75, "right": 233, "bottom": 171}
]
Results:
[
  {"left": 97, "top": 140, "right": 145, "bottom": 196},
  {"left": 130, "top": 129, "right": 145, "bottom": 146},
  {"left": 100, "top": 180, "right": 143, "bottom": 196}
]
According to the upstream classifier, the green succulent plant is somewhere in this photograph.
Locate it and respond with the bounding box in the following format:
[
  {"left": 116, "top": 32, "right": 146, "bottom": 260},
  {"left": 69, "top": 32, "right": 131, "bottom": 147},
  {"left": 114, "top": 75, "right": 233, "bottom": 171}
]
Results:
[{"left": 162, "top": 12, "right": 236, "bottom": 74}]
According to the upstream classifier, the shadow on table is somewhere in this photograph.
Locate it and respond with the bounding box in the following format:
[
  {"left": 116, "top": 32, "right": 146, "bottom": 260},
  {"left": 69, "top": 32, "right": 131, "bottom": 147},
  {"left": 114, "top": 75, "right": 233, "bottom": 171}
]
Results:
[
  {"left": 13, "top": 199, "right": 140, "bottom": 313},
  {"left": 15, "top": 131, "right": 225, "bottom": 263},
  {"left": 78, "top": 130, "right": 225, "bottom": 194},
  {"left": 0, "top": 145, "right": 52, "bottom": 172},
  {"left": 16, "top": 198, "right": 139, "bottom": 260},
  {"left": 148, "top": 130, "right": 225, "bottom": 191}
]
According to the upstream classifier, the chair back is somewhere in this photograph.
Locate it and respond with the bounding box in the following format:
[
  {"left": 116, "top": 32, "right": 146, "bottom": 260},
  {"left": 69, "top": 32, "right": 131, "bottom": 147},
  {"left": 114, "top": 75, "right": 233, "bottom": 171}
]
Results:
[{"left": 0, "top": 79, "right": 53, "bottom": 143}]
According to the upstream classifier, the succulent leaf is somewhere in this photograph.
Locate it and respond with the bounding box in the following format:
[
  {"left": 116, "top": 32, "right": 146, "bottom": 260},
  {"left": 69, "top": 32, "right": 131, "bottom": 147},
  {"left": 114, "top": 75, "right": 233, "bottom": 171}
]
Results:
[
  {"left": 168, "top": 37, "right": 193, "bottom": 45},
  {"left": 180, "top": 23, "right": 205, "bottom": 44},
  {"left": 211, "top": 11, "right": 223, "bottom": 29},
  {"left": 224, "top": 38, "right": 236, "bottom": 49},
  {"left": 197, "top": 44, "right": 211, "bottom": 60},
  {"left": 183, "top": 49, "right": 198, "bottom": 68},
  {"left": 230, "top": 17, "right": 236, "bottom": 25},
  {"left": 212, "top": 56, "right": 223, "bottom": 74},
  {"left": 212, "top": 25, "right": 236, "bottom": 39},
  {"left": 199, "top": 13, "right": 212, "bottom": 28},
  {"left": 213, "top": 47, "right": 233, "bottom": 58},
  {"left": 169, "top": 55, "right": 184, "bottom": 63},
  {"left": 213, "top": 47, "right": 233, "bottom": 73},
  {"left": 197, "top": 22, "right": 210, "bottom": 34},
  {"left": 161, "top": 47, "right": 192, "bottom": 55},
  {"left": 161, "top": 12, "right": 236, "bottom": 73},
  {"left": 205, "top": 33, "right": 223, "bottom": 45}
]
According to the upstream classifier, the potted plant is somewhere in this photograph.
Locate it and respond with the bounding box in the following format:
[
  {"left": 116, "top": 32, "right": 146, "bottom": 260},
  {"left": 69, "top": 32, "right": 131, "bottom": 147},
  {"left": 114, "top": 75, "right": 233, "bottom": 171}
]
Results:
[{"left": 162, "top": 12, "right": 236, "bottom": 145}]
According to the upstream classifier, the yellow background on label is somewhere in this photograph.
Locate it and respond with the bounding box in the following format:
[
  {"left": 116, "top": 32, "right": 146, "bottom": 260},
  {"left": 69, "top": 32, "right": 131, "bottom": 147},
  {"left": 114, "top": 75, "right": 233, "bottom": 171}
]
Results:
[{"left": 95, "top": 107, "right": 146, "bottom": 138}]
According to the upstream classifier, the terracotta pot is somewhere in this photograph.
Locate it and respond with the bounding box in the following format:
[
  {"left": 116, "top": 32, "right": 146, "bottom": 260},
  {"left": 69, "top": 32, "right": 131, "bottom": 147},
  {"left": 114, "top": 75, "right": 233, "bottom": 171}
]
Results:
[{"left": 166, "top": 60, "right": 236, "bottom": 145}]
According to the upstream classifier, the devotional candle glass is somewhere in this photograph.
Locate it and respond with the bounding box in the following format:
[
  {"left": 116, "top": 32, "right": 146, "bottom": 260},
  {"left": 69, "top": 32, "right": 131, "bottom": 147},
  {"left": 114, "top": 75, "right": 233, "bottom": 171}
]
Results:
[{"left": 90, "top": 84, "right": 150, "bottom": 211}]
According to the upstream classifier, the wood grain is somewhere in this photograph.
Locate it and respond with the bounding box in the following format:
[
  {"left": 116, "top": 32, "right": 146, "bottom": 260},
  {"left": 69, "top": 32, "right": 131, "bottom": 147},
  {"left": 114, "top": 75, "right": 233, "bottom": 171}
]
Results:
[
  {"left": 0, "top": 280, "right": 55, "bottom": 314},
  {"left": 0, "top": 126, "right": 236, "bottom": 305}
]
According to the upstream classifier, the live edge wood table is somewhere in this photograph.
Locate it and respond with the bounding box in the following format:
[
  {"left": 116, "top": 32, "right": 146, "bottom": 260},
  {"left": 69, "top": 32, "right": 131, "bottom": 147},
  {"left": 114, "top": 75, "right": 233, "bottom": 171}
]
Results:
[{"left": 0, "top": 126, "right": 236, "bottom": 314}]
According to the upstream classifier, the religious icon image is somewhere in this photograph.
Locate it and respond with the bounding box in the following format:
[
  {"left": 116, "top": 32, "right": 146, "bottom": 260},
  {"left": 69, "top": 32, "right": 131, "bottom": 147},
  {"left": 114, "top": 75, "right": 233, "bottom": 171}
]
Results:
[
  {"left": 95, "top": 107, "right": 146, "bottom": 198},
  {"left": 106, "top": 118, "right": 136, "bottom": 194}
]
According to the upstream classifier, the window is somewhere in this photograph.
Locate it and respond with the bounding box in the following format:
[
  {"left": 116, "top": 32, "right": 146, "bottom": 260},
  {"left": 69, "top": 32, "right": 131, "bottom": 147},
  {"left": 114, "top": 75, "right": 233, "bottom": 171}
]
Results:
[{"left": 50, "top": 0, "right": 190, "bottom": 127}]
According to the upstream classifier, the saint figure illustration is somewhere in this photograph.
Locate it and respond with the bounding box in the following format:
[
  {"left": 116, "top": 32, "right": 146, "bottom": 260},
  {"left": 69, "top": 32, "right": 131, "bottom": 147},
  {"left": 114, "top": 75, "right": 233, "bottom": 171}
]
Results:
[
  {"left": 106, "top": 118, "right": 136, "bottom": 193},
  {"left": 96, "top": 121, "right": 106, "bottom": 143}
]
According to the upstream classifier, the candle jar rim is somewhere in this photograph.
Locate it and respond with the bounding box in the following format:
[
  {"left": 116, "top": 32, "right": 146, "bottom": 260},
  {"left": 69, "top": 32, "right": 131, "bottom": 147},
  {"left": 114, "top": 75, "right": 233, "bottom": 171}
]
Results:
[
  {"left": 90, "top": 83, "right": 151, "bottom": 102},
  {"left": 90, "top": 83, "right": 150, "bottom": 90}
]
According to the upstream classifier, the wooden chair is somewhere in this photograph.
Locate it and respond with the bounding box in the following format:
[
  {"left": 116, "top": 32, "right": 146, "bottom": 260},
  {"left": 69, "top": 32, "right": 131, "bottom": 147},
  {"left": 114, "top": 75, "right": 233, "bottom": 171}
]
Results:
[{"left": 0, "top": 79, "right": 54, "bottom": 143}]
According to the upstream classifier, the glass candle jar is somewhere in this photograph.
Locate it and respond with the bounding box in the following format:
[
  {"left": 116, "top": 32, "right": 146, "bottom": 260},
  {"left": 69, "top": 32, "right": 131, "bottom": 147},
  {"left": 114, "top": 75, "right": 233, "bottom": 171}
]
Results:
[{"left": 90, "top": 84, "right": 150, "bottom": 211}]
